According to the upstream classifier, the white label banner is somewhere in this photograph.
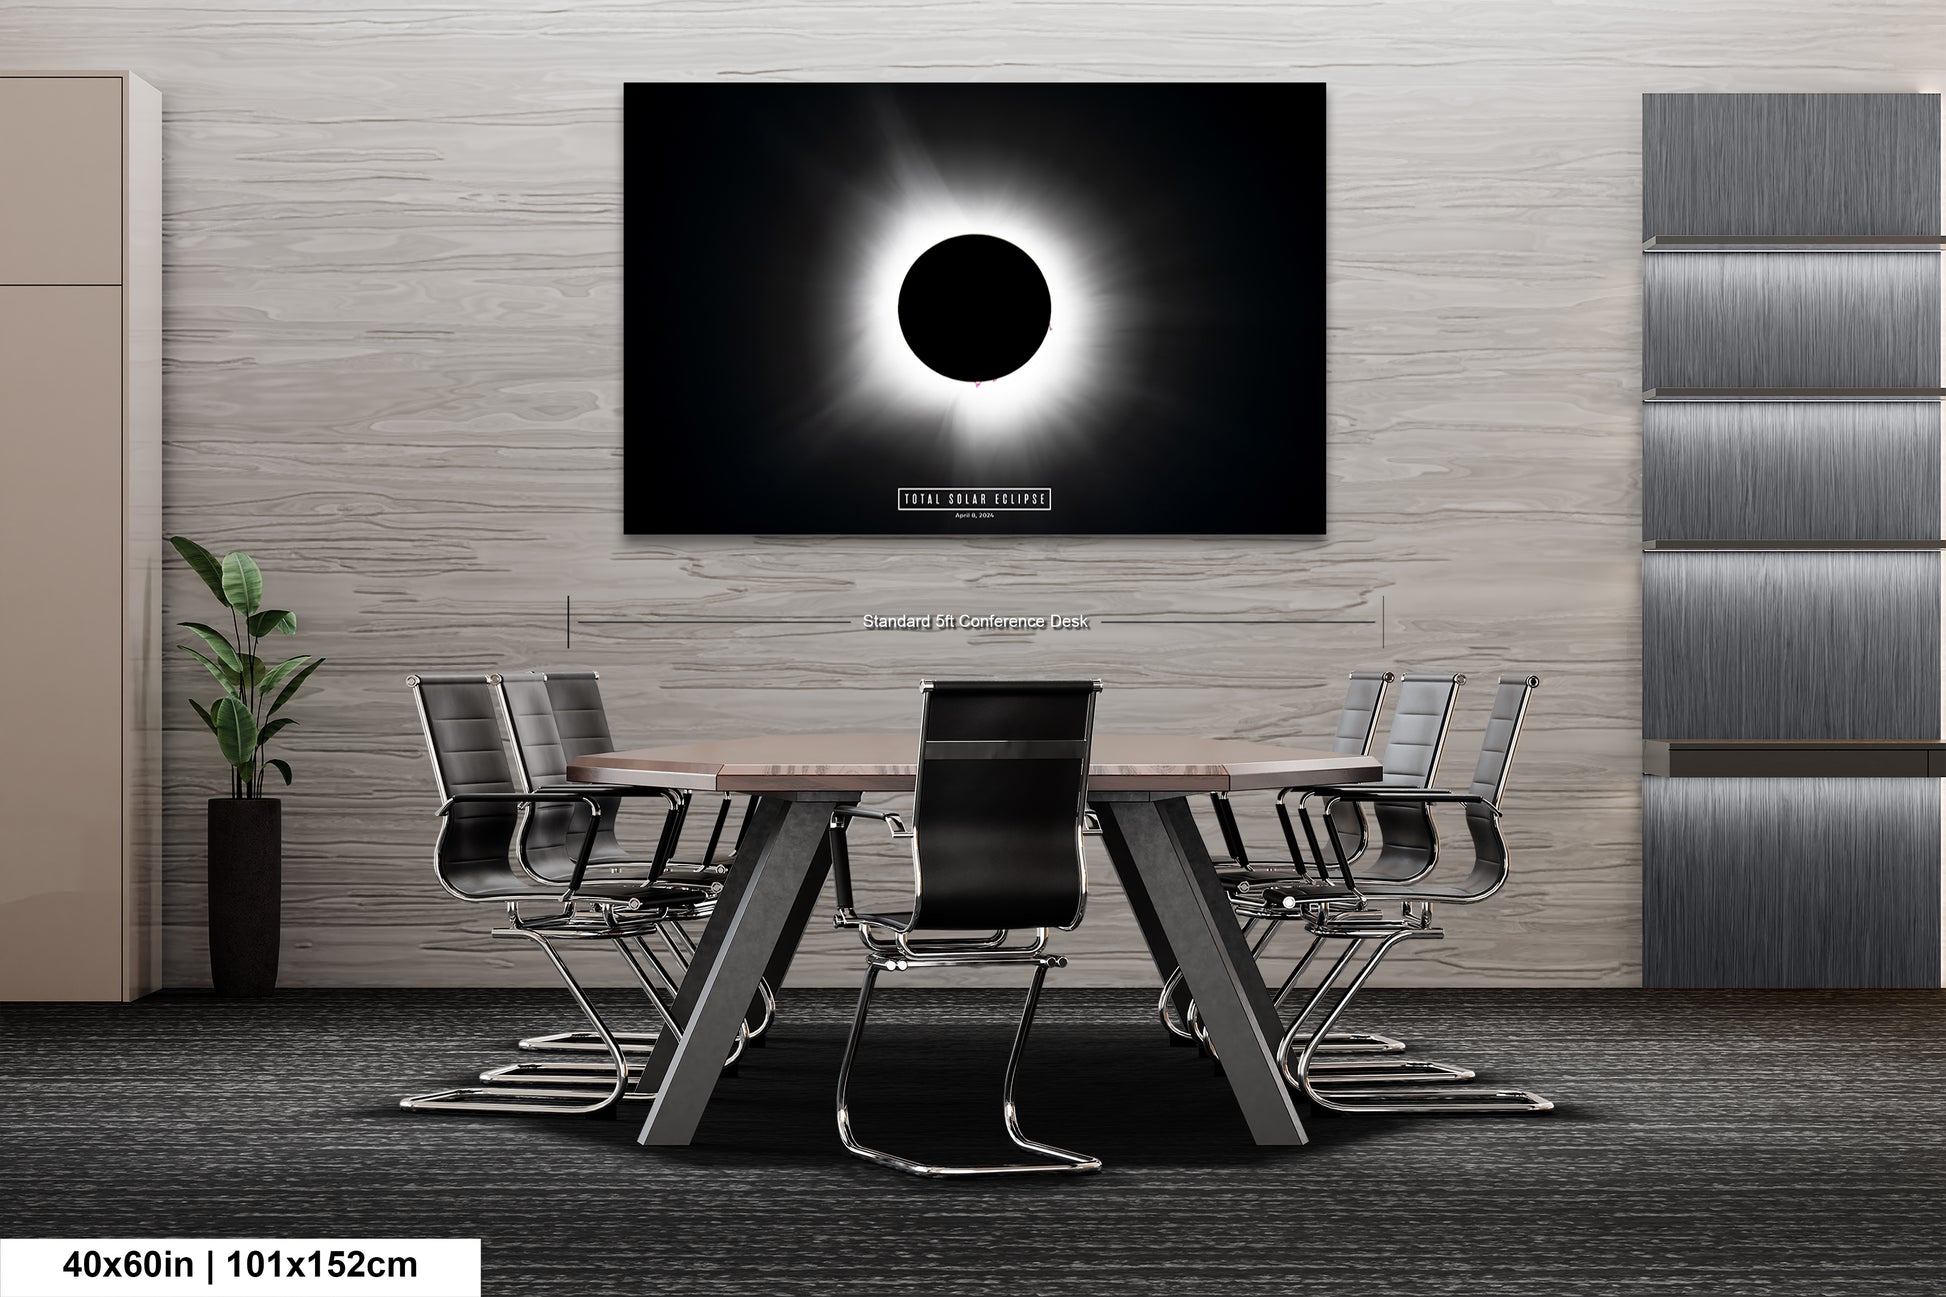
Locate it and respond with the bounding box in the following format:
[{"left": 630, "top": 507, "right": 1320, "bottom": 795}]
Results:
[{"left": 0, "top": 1240, "right": 480, "bottom": 1297}]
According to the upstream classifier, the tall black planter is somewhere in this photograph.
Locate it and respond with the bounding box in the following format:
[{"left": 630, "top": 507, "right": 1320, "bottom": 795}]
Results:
[{"left": 208, "top": 797, "right": 282, "bottom": 997}]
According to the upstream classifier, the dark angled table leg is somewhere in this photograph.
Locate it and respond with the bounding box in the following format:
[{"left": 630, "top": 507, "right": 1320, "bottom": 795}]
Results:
[
  {"left": 1095, "top": 802, "right": 1191, "bottom": 1023},
  {"left": 637, "top": 793, "right": 850, "bottom": 1145},
  {"left": 1093, "top": 794, "right": 1307, "bottom": 1146},
  {"left": 762, "top": 830, "right": 833, "bottom": 992}
]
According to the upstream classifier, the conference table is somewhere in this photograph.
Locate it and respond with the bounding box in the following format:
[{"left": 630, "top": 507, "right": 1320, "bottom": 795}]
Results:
[{"left": 567, "top": 732, "right": 1380, "bottom": 1148}]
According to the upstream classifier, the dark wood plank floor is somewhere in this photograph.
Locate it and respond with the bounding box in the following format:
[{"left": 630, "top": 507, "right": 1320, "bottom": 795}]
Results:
[{"left": 2, "top": 987, "right": 1942, "bottom": 1295}]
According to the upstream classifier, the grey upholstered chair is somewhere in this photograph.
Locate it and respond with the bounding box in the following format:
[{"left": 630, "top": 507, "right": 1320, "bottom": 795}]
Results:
[
  {"left": 1273, "top": 674, "right": 1552, "bottom": 1114},
  {"left": 826, "top": 679, "right": 1104, "bottom": 1177},
  {"left": 400, "top": 673, "right": 721, "bottom": 1116}
]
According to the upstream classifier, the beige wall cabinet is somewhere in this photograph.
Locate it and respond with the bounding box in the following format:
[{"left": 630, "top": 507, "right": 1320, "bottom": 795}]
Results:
[{"left": 0, "top": 72, "right": 161, "bottom": 1000}]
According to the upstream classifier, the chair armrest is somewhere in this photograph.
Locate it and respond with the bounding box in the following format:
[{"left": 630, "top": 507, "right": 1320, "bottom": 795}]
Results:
[
  {"left": 438, "top": 790, "right": 607, "bottom": 814},
  {"left": 1324, "top": 788, "right": 1502, "bottom": 816},
  {"left": 531, "top": 781, "right": 687, "bottom": 809},
  {"left": 831, "top": 806, "right": 912, "bottom": 838}
]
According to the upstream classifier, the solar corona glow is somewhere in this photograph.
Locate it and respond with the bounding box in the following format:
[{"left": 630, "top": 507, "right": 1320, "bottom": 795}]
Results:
[{"left": 624, "top": 83, "right": 1326, "bottom": 534}]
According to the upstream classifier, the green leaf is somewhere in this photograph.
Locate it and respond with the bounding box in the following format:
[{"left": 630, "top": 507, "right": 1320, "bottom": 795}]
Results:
[
  {"left": 267, "top": 656, "right": 323, "bottom": 716},
  {"left": 220, "top": 552, "right": 263, "bottom": 615},
  {"left": 169, "top": 536, "right": 229, "bottom": 607},
  {"left": 266, "top": 759, "right": 293, "bottom": 786},
  {"left": 178, "top": 644, "right": 240, "bottom": 692},
  {"left": 234, "top": 654, "right": 265, "bottom": 689},
  {"left": 210, "top": 696, "right": 258, "bottom": 768},
  {"left": 188, "top": 698, "right": 218, "bottom": 735},
  {"left": 178, "top": 622, "right": 242, "bottom": 673},
  {"left": 249, "top": 608, "right": 296, "bottom": 636},
  {"left": 255, "top": 716, "right": 295, "bottom": 749},
  {"left": 257, "top": 654, "right": 312, "bottom": 695}
]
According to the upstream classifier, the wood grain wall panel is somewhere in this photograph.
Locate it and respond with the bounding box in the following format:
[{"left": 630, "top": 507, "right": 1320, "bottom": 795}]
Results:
[
  {"left": 1643, "top": 551, "right": 1942, "bottom": 740},
  {"left": 1642, "top": 402, "right": 1941, "bottom": 540},
  {"left": 1644, "top": 777, "right": 1941, "bottom": 986},
  {"left": 1643, "top": 93, "right": 1941, "bottom": 237},
  {"left": 1642, "top": 254, "right": 1941, "bottom": 390},
  {"left": 25, "top": 0, "right": 1946, "bottom": 989}
]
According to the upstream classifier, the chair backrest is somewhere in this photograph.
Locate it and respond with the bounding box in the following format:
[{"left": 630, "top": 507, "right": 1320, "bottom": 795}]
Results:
[
  {"left": 1346, "top": 673, "right": 1464, "bottom": 884},
  {"left": 408, "top": 673, "right": 524, "bottom": 900},
  {"left": 1451, "top": 674, "right": 1541, "bottom": 901},
  {"left": 1331, "top": 670, "right": 1395, "bottom": 756},
  {"left": 1469, "top": 675, "right": 1540, "bottom": 809},
  {"left": 494, "top": 670, "right": 627, "bottom": 882},
  {"left": 1323, "top": 670, "right": 1396, "bottom": 861},
  {"left": 1376, "top": 672, "right": 1465, "bottom": 787},
  {"left": 542, "top": 670, "right": 617, "bottom": 763},
  {"left": 909, "top": 679, "right": 1100, "bottom": 932}
]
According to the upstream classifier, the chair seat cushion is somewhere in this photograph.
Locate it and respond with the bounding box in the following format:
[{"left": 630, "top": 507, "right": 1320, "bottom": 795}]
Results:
[
  {"left": 1356, "top": 882, "right": 1471, "bottom": 901},
  {"left": 457, "top": 872, "right": 711, "bottom": 908},
  {"left": 1256, "top": 878, "right": 1360, "bottom": 906}
]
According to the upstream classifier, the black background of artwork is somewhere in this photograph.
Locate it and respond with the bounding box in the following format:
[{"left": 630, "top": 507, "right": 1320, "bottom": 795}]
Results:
[{"left": 623, "top": 83, "right": 1325, "bottom": 534}]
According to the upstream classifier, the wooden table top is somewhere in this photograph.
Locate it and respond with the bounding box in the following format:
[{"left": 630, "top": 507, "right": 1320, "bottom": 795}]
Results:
[{"left": 567, "top": 732, "right": 1379, "bottom": 794}]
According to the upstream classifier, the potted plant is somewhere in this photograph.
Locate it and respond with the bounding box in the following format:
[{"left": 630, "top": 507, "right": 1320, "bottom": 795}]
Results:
[{"left": 169, "top": 537, "right": 324, "bottom": 997}]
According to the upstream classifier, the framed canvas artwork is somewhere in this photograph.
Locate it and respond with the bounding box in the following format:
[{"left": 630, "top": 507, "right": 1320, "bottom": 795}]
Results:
[{"left": 624, "top": 82, "right": 1326, "bottom": 534}]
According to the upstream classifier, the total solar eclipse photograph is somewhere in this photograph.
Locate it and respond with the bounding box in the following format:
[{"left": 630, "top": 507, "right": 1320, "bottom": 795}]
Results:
[{"left": 623, "top": 82, "right": 1326, "bottom": 534}]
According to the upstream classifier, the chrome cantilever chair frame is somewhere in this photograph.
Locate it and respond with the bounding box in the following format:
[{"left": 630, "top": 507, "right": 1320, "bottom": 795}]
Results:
[
  {"left": 1274, "top": 674, "right": 1552, "bottom": 1115},
  {"left": 490, "top": 670, "right": 770, "bottom": 1060},
  {"left": 827, "top": 679, "right": 1104, "bottom": 1177},
  {"left": 398, "top": 673, "right": 722, "bottom": 1116},
  {"left": 1208, "top": 671, "right": 1468, "bottom": 1070}
]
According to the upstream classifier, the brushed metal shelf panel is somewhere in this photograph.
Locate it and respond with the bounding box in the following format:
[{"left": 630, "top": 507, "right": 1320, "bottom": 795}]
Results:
[
  {"left": 1643, "top": 254, "right": 1940, "bottom": 391},
  {"left": 1642, "top": 550, "right": 1941, "bottom": 740},
  {"left": 1644, "top": 236, "right": 1946, "bottom": 252},
  {"left": 1643, "top": 777, "right": 1941, "bottom": 987},
  {"left": 1643, "top": 94, "right": 1941, "bottom": 237},
  {"left": 1644, "top": 388, "right": 1946, "bottom": 401},
  {"left": 1642, "top": 402, "right": 1939, "bottom": 541},
  {"left": 1643, "top": 542, "right": 1946, "bottom": 551},
  {"left": 1644, "top": 739, "right": 1946, "bottom": 777}
]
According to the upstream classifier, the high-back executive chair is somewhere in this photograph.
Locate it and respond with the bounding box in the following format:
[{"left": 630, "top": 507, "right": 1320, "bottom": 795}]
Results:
[
  {"left": 492, "top": 670, "right": 768, "bottom": 1059},
  {"left": 400, "top": 673, "right": 724, "bottom": 1116},
  {"left": 826, "top": 680, "right": 1103, "bottom": 1177},
  {"left": 1272, "top": 674, "right": 1552, "bottom": 1115}
]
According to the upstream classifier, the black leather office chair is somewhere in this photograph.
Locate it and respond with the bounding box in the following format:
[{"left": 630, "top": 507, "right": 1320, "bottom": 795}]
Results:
[
  {"left": 826, "top": 679, "right": 1103, "bottom": 1177},
  {"left": 400, "top": 673, "right": 723, "bottom": 1116},
  {"left": 491, "top": 670, "right": 767, "bottom": 1060},
  {"left": 1273, "top": 674, "right": 1552, "bottom": 1114}
]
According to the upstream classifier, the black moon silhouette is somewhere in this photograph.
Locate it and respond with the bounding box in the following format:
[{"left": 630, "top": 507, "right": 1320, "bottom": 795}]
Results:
[{"left": 897, "top": 234, "right": 1051, "bottom": 382}]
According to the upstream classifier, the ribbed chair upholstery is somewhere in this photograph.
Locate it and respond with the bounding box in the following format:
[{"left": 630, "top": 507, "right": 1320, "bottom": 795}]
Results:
[
  {"left": 1271, "top": 675, "right": 1552, "bottom": 1114},
  {"left": 1292, "top": 671, "right": 1467, "bottom": 886},
  {"left": 400, "top": 673, "right": 717, "bottom": 1117},
  {"left": 826, "top": 680, "right": 1103, "bottom": 1177}
]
